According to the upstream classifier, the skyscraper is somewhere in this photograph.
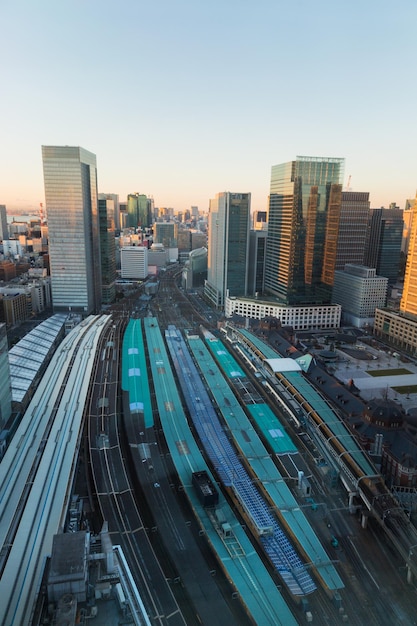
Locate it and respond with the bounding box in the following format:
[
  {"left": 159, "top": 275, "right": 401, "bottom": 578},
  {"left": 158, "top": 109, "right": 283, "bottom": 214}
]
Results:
[
  {"left": 334, "top": 192, "right": 370, "bottom": 270},
  {"left": 264, "top": 156, "right": 344, "bottom": 305},
  {"left": 400, "top": 200, "right": 417, "bottom": 318},
  {"left": 154, "top": 222, "right": 178, "bottom": 249},
  {"left": 364, "top": 205, "right": 404, "bottom": 284},
  {"left": 127, "top": 193, "right": 150, "bottom": 230},
  {"left": 247, "top": 229, "right": 267, "bottom": 296},
  {"left": 98, "top": 197, "right": 117, "bottom": 305},
  {"left": 205, "top": 192, "right": 250, "bottom": 308},
  {"left": 0, "top": 205, "right": 8, "bottom": 241},
  {"left": 42, "top": 146, "right": 102, "bottom": 314},
  {"left": 98, "top": 193, "right": 120, "bottom": 231}
]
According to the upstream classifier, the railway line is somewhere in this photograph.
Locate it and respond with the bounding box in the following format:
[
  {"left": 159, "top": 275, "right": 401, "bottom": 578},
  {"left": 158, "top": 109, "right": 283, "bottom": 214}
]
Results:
[
  {"left": 1, "top": 267, "right": 416, "bottom": 624},
  {"left": 222, "top": 324, "right": 417, "bottom": 583},
  {"left": 0, "top": 315, "right": 109, "bottom": 626},
  {"left": 88, "top": 316, "right": 188, "bottom": 626}
]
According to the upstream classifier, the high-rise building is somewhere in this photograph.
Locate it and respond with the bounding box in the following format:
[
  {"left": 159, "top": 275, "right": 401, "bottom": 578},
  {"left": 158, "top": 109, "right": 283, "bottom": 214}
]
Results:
[
  {"left": 182, "top": 247, "right": 207, "bottom": 290},
  {"left": 247, "top": 230, "right": 267, "bottom": 296},
  {"left": 402, "top": 198, "right": 415, "bottom": 255},
  {"left": 154, "top": 222, "right": 178, "bottom": 248},
  {"left": 253, "top": 210, "right": 268, "bottom": 230},
  {"left": 401, "top": 200, "right": 417, "bottom": 318},
  {"left": 191, "top": 230, "right": 207, "bottom": 250},
  {"left": 119, "top": 201, "right": 128, "bottom": 229},
  {"left": 127, "top": 193, "right": 151, "bottom": 230},
  {"left": 264, "top": 156, "right": 344, "bottom": 305},
  {"left": 0, "top": 205, "right": 8, "bottom": 240},
  {"left": 332, "top": 264, "right": 388, "bottom": 328},
  {"left": 205, "top": 192, "right": 250, "bottom": 308},
  {"left": 98, "top": 197, "right": 117, "bottom": 305},
  {"left": 42, "top": 146, "right": 102, "bottom": 314},
  {"left": 98, "top": 193, "right": 120, "bottom": 231},
  {"left": 364, "top": 205, "right": 403, "bottom": 284},
  {"left": 335, "top": 192, "right": 370, "bottom": 270}
]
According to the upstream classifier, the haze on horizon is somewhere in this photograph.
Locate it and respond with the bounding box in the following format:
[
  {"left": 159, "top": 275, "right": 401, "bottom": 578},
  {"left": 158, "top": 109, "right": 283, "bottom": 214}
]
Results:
[{"left": 1, "top": 1, "right": 416, "bottom": 214}]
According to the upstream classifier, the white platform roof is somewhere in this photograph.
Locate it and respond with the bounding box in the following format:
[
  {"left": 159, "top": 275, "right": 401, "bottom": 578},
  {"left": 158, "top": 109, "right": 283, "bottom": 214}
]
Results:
[{"left": 264, "top": 358, "right": 302, "bottom": 373}]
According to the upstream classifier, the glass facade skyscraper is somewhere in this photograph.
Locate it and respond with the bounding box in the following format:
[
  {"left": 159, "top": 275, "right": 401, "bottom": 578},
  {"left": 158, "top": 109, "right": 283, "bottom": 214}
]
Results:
[
  {"left": 127, "top": 193, "right": 150, "bottom": 230},
  {"left": 98, "top": 197, "right": 116, "bottom": 305},
  {"left": 364, "top": 206, "right": 404, "bottom": 284},
  {"left": 205, "top": 192, "right": 250, "bottom": 308},
  {"left": 0, "top": 205, "right": 8, "bottom": 241},
  {"left": 265, "top": 156, "right": 344, "bottom": 305},
  {"left": 401, "top": 200, "right": 417, "bottom": 318},
  {"left": 42, "top": 146, "right": 102, "bottom": 314}
]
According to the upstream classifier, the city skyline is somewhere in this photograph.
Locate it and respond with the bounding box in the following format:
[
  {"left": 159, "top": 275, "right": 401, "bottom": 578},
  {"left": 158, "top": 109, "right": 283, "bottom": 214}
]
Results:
[{"left": 1, "top": 1, "right": 417, "bottom": 213}]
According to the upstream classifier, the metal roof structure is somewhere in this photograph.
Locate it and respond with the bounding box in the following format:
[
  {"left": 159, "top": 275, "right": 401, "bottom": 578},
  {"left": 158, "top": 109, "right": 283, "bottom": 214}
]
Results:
[
  {"left": 121, "top": 319, "right": 154, "bottom": 428},
  {"left": 8, "top": 314, "right": 67, "bottom": 403},
  {"left": 265, "top": 357, "right": 302, "bottom": 372},
  {"left": 0, "top": 316, "right": 109, "bottom": 625},
  {"left": 166, "top": 326, "right": 316, "bottom": 596},
  {"left": 143, "top": 317, "right": 298, "bottom": 625},
  {"left": 237, "top": 328, "right": 377, "bottom": 477},
  {"left": 194, "top": 330, "right": 343, "bottom": 593}
]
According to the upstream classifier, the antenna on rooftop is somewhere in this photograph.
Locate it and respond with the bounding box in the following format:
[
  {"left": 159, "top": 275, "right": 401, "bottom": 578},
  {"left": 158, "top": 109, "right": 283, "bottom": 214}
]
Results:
[{"left": 345, "top": 175, "right": 352, "bottom": 192}]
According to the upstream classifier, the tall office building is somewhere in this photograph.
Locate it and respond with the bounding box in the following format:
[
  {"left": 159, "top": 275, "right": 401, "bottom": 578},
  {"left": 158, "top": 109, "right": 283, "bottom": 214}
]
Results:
[
  {"left": 400, "top": 201, "right": 417, "bottom": 318},
  {"left": 98, "top": 193, "right": 120, "bottom": 231},
  {"left": 154, "top": 222, "right": 178, "bottom": 248},
  {"left": 364, "top": 205, "right": 403, "bottom": 284},
  {"left": 253, "top": 210, "right": 268, "bottom": 231},
  {"left": 402, "top": 199, "right": 415, "bottom": 255},
  {"left": 205, "top": 192, "right": 250, "bottom": 308},
  {"left": 332, "top": 265, "right": 388, "bottom": 328},
  {"left": 265, "top": 156, "right": 344, "bottom": 305},
  {"left": 127, "top": 193, "right": 151, "bottom": 230},
  {"left": 0, "top": 205, "right": 8, "bottom": 240},
  {"left": 98, "top": 197, "right": 117, "bottom": 305},
  {"left": 42, "top": 146, "right": 102, "bottom": 314},
  {"left": 335, "top": 192, "right": 370, "bottom": 270},
  {"left": 247, "top": 230, "right": 267, "bottom": 296}
]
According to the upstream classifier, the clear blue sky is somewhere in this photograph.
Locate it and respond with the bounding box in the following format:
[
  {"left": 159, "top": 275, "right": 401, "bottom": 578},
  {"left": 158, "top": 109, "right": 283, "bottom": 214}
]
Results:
[{"left": 1, "top": 0, "right": 416, "bottom": 214}]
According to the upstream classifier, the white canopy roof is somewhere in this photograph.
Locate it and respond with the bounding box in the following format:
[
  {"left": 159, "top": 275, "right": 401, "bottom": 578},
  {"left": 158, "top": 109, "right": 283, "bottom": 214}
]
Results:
[{"left": 264, "top": 358, "right": 301, "bottom": 373}]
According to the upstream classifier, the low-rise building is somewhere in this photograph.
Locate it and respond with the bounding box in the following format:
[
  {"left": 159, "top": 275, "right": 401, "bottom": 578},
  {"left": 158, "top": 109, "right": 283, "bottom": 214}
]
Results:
[
  {"left": 225, "top": 295, "right": 341, "bottom": 331},
  {"left": 374, "top": 308, "right": 417, "bottom": 356}
]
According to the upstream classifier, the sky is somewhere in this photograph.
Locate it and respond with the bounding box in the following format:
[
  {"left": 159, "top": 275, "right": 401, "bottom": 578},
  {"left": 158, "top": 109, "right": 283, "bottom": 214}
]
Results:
[{"left": 1, "top": 0, "right": 417, "bottom": 215}]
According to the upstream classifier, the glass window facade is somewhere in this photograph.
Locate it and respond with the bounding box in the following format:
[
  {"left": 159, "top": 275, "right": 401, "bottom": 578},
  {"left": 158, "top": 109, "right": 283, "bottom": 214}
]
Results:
[
  {"left": 42, "top": 146, "right": 102, "bottom": 314},
  {"left": 98, "top": 198, "right": 116, "bottom": 304},
  {"left": 401, "top": 202, "right": 417, "bottom": 317},
  {"left": 365, "top": 207, "right": 404, "bottom": 284},
  {"left": 127, "top": 193, "right": 151, "bottom": 230},
  {"left": 205, "top": 192, "right": 250, "bottom": 308},
  {"left": 265, "top": 156, "right": 344, "bottom": 306}
]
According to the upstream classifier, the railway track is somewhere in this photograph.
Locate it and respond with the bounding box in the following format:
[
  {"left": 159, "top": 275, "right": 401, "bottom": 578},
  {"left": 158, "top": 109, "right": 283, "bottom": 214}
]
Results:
[{"left": 0, "top": 315, "right": 109, "bottom": 626}]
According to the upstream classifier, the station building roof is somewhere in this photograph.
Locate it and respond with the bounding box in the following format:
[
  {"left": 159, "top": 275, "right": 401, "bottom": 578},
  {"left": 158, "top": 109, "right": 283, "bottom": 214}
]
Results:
[
  {"left": 9, "top": 314, "right": 67, "bottom": 403},
  {"left": 265, "top": 358, "right": 302, "bottom": 373}
]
